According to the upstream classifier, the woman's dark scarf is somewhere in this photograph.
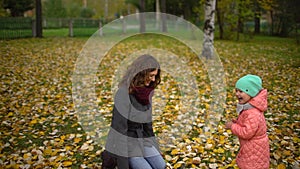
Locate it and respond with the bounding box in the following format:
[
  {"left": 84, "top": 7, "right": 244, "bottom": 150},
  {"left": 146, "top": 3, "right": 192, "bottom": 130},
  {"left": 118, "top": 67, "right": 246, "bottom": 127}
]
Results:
[{"left": 132, "top": 86, "right": 154, "bottom": 105}]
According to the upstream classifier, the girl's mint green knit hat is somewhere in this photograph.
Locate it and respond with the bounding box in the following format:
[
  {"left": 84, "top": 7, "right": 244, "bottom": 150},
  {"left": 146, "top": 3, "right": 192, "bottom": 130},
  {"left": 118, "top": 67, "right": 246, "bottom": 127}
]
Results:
[{"left": 235, "top": 74, "right": 262, "bottom": 97}]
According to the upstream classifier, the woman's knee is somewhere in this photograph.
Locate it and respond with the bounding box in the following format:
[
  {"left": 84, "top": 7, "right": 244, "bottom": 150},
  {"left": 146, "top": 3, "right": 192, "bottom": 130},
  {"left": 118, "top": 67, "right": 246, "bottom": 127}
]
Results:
[
  {"left": 155, "top": 161, "right": 166, "bottom": 169},
  {"left": 129, "top": 157, "right": 152, "bottom": 169},
  {"left": 146, "top": 156, "right": 166, "bottom": 169}
]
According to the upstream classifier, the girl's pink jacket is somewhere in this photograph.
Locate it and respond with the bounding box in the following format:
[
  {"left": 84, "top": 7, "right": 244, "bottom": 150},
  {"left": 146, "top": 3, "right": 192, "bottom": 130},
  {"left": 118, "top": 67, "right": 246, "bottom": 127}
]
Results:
[{"left": 231, "top": 89, "right": 270, "bottom": 169}]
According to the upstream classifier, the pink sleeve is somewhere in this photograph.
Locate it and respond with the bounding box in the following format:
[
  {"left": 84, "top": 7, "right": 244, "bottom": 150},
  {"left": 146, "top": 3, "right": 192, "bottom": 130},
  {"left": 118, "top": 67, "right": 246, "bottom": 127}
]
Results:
[{"left": 231, "top": 112, "right": 259, "bottom": 140}]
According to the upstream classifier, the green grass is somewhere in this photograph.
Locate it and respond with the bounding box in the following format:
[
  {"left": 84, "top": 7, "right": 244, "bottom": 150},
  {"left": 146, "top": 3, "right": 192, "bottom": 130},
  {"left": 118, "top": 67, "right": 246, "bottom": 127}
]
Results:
[
  {"left": 0, "top": 29, "right": 32, "bottom": 39},
  {"left": 43, "top": 28, "right": 70, "bottom": 37}
]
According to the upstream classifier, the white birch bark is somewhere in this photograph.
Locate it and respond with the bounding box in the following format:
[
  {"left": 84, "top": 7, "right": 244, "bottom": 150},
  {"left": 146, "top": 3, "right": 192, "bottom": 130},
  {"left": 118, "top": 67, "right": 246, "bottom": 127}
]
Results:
[{"left": 202, "top": 0, "right": 216, "bottom": 59}]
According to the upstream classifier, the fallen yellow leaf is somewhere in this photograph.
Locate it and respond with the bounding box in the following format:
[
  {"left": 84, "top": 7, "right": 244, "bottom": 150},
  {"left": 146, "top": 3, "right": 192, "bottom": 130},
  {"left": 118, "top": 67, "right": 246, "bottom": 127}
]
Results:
[
  {"left": 74, "top": 137, "right": 82, "bottom": 143},
  {"left": 29, "top": 119, "right": 38, "bottom": 125},
  {"left": 63, "top": 160, "right": 73, "bottom": 167},
  {"left": 277, "top": 163, "right": 286, "bottom": 169},
  {"left": 174, "top": 162, "right": 182, "bottom": 169},
  {"left": 171, "top": 149, "right": 179, "bottom": 155}
]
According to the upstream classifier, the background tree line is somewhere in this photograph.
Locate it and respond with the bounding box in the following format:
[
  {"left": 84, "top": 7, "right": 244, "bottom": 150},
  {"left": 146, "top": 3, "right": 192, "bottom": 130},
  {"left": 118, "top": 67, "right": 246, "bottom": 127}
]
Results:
[{"left": 0, "top": 0, "right": 299, "bottom": 39}]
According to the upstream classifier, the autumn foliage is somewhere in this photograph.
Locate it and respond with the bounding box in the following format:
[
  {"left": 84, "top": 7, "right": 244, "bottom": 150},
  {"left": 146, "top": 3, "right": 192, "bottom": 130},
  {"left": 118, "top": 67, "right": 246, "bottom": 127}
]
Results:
[{"left": 0, "top": 35, "right": 299, "bottom": 168}]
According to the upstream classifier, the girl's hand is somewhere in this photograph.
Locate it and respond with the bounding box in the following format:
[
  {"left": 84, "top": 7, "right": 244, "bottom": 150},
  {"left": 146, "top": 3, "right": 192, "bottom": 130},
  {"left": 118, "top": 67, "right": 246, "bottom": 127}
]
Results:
[{"left": 225, "top": 121, "right": 233, "bottom": 129}]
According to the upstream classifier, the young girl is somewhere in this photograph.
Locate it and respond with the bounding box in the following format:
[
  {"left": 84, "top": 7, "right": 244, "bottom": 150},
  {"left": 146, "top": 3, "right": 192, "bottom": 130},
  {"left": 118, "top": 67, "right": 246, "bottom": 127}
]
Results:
[
  {"left": 225, "top": 74, "right": 270, "bottom": 169},
  {"left": 102, "top": 54, "right": 166, "bottom": 169}
]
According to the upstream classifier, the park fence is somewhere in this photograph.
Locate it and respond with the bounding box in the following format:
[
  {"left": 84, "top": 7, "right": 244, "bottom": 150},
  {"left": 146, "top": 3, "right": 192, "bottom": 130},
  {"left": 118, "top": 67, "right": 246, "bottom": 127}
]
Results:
[
  {"left": 0, "top": 16, "right": 206, "bottom": 40},
  {"left": 0, "top": 17, "right": 33, "bottom": 39},
  {"left": 0, "top": 17, "right": 103, "bottom": 39},
  {"left": 0, "top": 17, "right": 286, "bottom": 40}
]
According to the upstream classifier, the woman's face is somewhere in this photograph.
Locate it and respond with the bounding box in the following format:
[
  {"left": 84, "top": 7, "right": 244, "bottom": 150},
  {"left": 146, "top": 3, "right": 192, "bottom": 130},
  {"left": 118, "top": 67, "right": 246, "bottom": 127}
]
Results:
[{"left": 144, "top": 69, "right": 158, "bottom": 86}]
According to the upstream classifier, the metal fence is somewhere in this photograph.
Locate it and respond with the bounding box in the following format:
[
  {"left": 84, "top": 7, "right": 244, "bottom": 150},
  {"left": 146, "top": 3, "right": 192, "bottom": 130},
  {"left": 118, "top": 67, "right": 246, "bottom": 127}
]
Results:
[
  {"left": 1, "top": 17, "right": 295, "bottom": 40},
  {"left": 0, "top": 17, "right": 103, "bottom": 39},
  {"left": 0, "top": 17, "right": 33, "bottom": 39}
]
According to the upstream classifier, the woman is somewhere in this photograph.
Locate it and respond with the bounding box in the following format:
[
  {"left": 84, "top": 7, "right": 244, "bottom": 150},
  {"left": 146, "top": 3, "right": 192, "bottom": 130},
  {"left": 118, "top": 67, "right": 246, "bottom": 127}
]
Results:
[{"left": 102, "top": 54, "right": 166, "bottom": 169}]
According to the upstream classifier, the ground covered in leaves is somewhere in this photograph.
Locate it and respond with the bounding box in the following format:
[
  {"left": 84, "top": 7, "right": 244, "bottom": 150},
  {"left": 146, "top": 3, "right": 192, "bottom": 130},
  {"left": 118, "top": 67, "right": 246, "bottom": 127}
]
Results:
[{"left": 0, "top": 35, "right": 299, "bottom": 169}]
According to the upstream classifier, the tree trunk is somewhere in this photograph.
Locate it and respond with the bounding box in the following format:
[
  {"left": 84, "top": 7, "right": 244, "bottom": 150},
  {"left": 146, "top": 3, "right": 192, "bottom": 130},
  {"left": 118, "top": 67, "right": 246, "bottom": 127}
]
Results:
[
  {"left": 254, "top": 0, "right": 260, "bottom": 34},
  {"left": 280, "top": 16, "right": 288, "bottom": 37},
  {"left": 83, "top": 0, "right": 87, "bottom": 8},
  {"left": 254, "top": 13, "right": 260, "bottom": 34},
  {"left": 202, "top": 0, "right": 216, "bottom": 59},
  {"left": 183, "top": 1, "right": 191, "bottom": 21},
  {"left": 216, "top": 0, "right": 224, "bottom": 39},
  {"left": 139, "top": 0, "right": 145, "bottom": 33},
  {"left": 296, "top": 23, "right": 299, "bottom": 44},
  {"left": 36, "top": 0, "right": 43, "bottom": 38},
  {"left": 156, "top": 0, "right": 160, "bottom": 29},
  {"left": 270, "top": 10, "right": 274, "bottom": 35},
  {"left": 161, "top": 0, "right": 167, "bottom": 32},
  {"left": 104, "top": 0, "right": 108, "bottom": 19},
  {"left": 236, "top": 16, "right": 242, "bottom": 41}
]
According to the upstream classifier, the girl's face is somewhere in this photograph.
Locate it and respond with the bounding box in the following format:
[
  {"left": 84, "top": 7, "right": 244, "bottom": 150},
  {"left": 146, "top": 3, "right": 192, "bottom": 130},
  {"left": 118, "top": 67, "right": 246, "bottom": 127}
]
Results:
[
  {"left": 235, "top": 89, "right": 251, "bottom": 104},
  {"left": 144, "top": 69, "right": 158, "bottom": 86}
]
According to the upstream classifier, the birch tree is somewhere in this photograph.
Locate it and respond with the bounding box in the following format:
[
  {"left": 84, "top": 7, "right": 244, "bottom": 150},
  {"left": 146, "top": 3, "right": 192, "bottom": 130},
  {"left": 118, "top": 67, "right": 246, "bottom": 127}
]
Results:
[{"left": 202, "top": 0, "right": 216, "bottom": 59}]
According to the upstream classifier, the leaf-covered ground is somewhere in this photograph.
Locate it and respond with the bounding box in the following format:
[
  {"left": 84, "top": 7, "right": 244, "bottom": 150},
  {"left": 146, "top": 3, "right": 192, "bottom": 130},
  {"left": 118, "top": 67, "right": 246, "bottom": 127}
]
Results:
[{"left": 0, "top": 35, "right": 299, "bottom": 169}]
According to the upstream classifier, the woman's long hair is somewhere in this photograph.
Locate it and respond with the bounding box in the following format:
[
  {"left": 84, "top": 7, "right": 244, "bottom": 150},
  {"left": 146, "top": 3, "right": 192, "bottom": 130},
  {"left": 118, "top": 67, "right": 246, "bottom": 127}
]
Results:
[{"left": 119, "top": 54, "right": 161, "bottom": 93}]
